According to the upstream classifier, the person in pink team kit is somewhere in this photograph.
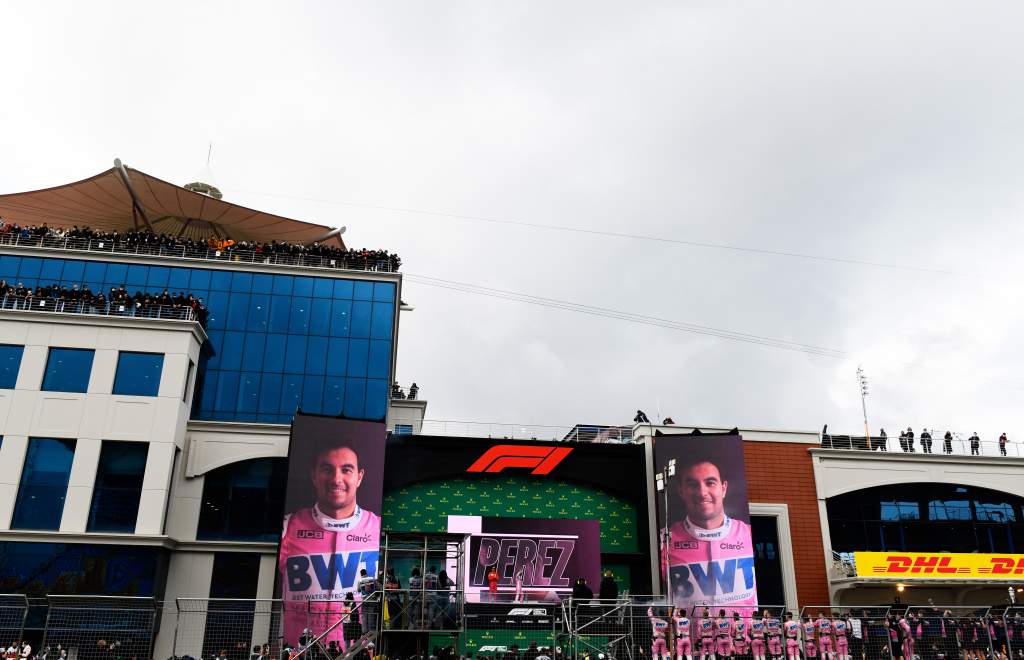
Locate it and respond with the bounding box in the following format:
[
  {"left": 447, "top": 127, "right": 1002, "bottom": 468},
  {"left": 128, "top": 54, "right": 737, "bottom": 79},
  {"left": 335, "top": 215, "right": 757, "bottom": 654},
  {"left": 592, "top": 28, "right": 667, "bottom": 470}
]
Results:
[
  {"left": 674, "top": 607, "right": 693, "bottom": 660},
  {"left": 833, "top": 614, "right": 850, "bottom": 660},
  {"left": 766, "top": 611, "right": 783, "bottom": 660},
  {"left": 280, "top": 439, "right": 382, "bottom": 648},
  {"left": 666, "top": 458, "right": 756, "bottom": 610},
  {"left": 732, "top": 612, "right": 749, "bottom": 657},
  {"left": 650, "top": 607, "right": 671, "bottom": 660},
  {"left": 898, "top": 615, "right": 914, "bottom": 660},
  {"left": 698, "top": 609, "right": 716, "bottom": 660},
  {"left": 716, "top": 610, "right": 734, "bottom": 659},
  {"left": 816, "top": 613, "right": 834, "bottom": 660},
  {"left": 749, "top": 613, "right": 767, "bottom": 660},
  {"left": 783, "top": 613, "right": 801, "bottom": 660},
  {"left": 802, "top": 616, "right": 818, "bottom": 660}
]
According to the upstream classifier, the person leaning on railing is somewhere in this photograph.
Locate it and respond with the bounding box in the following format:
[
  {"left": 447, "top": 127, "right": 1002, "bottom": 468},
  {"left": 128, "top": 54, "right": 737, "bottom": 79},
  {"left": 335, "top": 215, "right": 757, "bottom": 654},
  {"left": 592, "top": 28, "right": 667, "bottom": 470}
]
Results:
[{"left": 0, "top": 279, "right": 209, "bottom": 325}]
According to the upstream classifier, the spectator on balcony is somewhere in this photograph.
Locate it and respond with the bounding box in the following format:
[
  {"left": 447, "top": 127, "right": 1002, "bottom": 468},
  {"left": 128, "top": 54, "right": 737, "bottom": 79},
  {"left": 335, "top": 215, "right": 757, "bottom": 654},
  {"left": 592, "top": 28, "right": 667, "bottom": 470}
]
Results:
[
  {"left": 598, "top": 570, "right": 618, "bottom": 602},
  {"left": 969, "top": 432, "right": 981, "bottom": 455},
  {"left": 408, "top": 383, "right": 419, "bottom": 400},
  {"left": 633, "top": 410, "right": 650, "bottom": 424},
  {"left": 905, "top": 427, "right": 915, "bottom": 453},
  {"left": 391, "top": 382, "right": 403, "bottom": 399},
  {"left": 920, "top": 428, "right": 933, "bottom": 454},
  {"left": 898, "top": 430, "right": 908, "bottom": 452},
  {"left": 662, "top": 417, "right": 675, "bottom": 425},
  {"left": 943, "top": 431, "right": 953, "bottom": 454},
  {"left": 999, "top": 432, "right": 1008, "bottom": 456},
  {"left": 876, "top": 428, "right": 888, "bottom": 451}
]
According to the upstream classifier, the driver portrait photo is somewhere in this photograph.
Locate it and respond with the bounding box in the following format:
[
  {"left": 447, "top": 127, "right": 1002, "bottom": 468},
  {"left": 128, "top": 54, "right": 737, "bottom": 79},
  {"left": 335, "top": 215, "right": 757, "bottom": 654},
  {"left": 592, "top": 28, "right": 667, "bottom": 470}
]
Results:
[
  {"left": 278, "top": 416, "right": 385, "bottom": 648},
  {"left": 658, "top": 435, "right": 757, "bottom": 609}
]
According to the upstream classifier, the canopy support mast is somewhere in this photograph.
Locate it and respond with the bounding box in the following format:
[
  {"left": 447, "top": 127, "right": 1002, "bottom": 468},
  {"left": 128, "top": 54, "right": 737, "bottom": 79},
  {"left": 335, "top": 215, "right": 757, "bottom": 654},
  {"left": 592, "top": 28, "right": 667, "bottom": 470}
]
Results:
[{"left": 114, "top": 158, "right": 155, "bottom": 233}]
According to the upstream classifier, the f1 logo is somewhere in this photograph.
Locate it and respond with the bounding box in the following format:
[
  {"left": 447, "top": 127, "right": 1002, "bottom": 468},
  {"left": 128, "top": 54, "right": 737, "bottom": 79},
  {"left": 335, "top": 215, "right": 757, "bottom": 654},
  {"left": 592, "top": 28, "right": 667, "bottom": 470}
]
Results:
[{"left": 466, "top": 445, "right": 572, "bottom": 475}]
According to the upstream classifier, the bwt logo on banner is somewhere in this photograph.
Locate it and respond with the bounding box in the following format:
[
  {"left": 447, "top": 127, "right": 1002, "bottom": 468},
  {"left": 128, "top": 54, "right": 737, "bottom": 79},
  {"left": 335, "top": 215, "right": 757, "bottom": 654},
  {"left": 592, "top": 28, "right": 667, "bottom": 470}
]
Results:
[{"left": 466, "top": 445, "right": 573, "bottom": 475}]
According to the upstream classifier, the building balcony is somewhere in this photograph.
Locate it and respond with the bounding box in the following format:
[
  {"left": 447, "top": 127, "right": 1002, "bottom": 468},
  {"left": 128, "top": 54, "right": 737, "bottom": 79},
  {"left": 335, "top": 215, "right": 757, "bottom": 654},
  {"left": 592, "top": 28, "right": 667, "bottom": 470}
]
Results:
[{"left": 820, "top": 433, "right": 1020, "bottom": 457}]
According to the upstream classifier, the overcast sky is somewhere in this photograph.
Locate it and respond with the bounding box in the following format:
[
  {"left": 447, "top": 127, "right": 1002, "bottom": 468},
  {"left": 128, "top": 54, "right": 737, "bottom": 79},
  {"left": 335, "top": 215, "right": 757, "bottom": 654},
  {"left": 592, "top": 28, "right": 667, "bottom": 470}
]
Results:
[{"left": 4, "top": 1, "right": 1024, "bottom": 440}]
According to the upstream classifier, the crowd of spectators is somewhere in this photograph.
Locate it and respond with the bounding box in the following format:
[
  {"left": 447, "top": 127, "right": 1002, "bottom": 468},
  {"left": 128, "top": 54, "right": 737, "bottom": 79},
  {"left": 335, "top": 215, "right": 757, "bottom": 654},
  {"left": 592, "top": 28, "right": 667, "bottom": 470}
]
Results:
[
  {"left": 0, "top": 281, "right": 209, "bottom": 325},
  {"left": 0, "top": 222, "right": 401, "bottom": 273},
  {"left": 391, "top": 382, "right": 419, "bottom": 400},
  {"left": 872, "top": 428, "right": 1012, "bottom": 456}
]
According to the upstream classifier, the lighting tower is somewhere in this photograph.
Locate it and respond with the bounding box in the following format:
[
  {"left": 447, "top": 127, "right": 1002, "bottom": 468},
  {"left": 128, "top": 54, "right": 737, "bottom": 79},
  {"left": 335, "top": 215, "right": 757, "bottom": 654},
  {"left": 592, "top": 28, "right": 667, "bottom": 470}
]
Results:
[{"left": 857, "top": 365, "right": 870, "bottom": 444}]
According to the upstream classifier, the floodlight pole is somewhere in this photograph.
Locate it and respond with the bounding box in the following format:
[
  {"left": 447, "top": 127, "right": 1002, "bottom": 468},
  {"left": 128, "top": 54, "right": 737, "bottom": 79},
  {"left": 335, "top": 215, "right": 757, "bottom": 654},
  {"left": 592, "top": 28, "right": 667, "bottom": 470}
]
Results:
[{"left": 857, "top": 366, "right": 870, "bottom": 446}]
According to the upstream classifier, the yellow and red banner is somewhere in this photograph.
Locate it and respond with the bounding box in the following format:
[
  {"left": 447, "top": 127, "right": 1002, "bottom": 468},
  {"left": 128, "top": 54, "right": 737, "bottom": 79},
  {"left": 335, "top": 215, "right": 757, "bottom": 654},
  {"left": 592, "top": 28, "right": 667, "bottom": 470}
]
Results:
[{"left": 855, "top": 552, "right": 1024, "bottom": 579}]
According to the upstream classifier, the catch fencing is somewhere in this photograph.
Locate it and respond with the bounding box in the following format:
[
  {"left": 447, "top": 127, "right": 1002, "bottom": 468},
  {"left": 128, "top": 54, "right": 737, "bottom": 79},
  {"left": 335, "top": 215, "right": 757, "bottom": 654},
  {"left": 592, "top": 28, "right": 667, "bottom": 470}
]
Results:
[{"left": 40, "top": 596, "right": 157, "bottom": 660}]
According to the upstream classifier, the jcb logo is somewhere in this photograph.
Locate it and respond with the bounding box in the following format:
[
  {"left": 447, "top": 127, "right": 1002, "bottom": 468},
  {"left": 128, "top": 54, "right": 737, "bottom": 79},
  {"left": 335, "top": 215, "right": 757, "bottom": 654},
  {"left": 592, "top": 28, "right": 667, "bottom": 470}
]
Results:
[{"left": 467, "top": 445, "right": 572, "bottom": 475}]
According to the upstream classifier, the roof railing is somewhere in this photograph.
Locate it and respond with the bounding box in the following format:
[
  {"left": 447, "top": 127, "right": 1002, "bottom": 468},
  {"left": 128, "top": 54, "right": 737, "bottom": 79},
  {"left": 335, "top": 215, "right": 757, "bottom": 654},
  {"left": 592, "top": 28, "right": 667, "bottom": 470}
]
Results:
[
  {"left": 820, "top": 433, "right": 1020, "bottom": 457},
  {"left": 0, "top": 294, "right": 197, "bottom": 322},
  {"left": 0, "top": 232, "right": 399, "bottom": 273}
]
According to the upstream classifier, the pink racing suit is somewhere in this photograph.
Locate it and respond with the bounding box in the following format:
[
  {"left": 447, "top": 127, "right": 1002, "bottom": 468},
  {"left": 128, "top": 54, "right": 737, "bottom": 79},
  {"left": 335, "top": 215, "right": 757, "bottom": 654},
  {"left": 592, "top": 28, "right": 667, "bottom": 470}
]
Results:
[
  {"left": 784, "top": 621, "right": 801, "bottom": 657},
  {"left": 817, "top": 618, "right": 833, "bottom": 655},
  {"left": 666, "top": 517, "right": 756, "bottom": 609},
  {"left": 899, "top": 618, "right": 913, "bottom": 660},
  {"left": 699, "top": 618, "right": 716, "bottom": 656},
  {"left": 675, "top": 615, "right": 692, "bottom": 658},
  {"left": 750, "top": 618, "right": 766, "bottom": 657},
  {"left": 767, "top": 617, "right": 783, "bottom": 656},
  {"left": 716, "top": 618, "right": 734, "bottom": 657},
  {"left": 833, "top": 619, "right": 849, "bottom": 657},
  {"left": 802, "top": 622, "right": 818, "bottom": 658},
  {"left": 279, "top": 505, "right": 381, "bottom": 647},
  {"left": 733, "top": 619, "right": 749, "bottom": 654},
  {"left": 650, "top": 609, "right": 670, "bottom": 659}
]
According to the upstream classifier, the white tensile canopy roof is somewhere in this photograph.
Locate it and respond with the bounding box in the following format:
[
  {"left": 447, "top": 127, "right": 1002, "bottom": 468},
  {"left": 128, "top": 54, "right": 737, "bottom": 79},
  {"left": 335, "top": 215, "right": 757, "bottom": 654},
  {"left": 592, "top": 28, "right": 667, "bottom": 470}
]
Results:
[{"left": 0, "top": 160, "right": 345, "bottom": 248}]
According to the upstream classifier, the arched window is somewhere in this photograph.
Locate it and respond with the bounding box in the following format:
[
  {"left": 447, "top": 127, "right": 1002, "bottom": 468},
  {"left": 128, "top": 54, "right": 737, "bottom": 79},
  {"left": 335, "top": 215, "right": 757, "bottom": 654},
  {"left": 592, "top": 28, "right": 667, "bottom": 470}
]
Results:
[
  {"left": 827, "top": 483, "right": 1024, "bottom": 554},
  {"left": 197, "top": 458, "right": 287, "bottom": 541}
]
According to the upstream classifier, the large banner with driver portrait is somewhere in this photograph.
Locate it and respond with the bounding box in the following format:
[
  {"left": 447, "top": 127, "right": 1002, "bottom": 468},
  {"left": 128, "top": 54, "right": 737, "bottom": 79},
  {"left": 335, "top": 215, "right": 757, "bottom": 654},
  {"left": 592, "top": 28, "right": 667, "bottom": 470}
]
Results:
[
  {"left": 277, "top": 413, "right": 387, "bottom": 647},
  {"left": 653, "top": 432, "right": 757, "bottom": 609}
]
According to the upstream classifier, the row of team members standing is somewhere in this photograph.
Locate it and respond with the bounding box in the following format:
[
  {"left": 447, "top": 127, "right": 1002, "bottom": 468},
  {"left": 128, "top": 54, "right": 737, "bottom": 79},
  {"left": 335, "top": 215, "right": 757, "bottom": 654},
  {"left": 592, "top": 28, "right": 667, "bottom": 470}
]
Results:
[{"left": 648, "top": 609, "right": 858, "bottom": 660}]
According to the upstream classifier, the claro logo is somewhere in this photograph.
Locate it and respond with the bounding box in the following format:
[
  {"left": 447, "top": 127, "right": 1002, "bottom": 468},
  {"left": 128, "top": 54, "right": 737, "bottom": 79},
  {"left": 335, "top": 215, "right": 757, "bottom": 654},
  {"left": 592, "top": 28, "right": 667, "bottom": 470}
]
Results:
[{"left": 466, "top": 445, "right": 572, "bottom": 475}]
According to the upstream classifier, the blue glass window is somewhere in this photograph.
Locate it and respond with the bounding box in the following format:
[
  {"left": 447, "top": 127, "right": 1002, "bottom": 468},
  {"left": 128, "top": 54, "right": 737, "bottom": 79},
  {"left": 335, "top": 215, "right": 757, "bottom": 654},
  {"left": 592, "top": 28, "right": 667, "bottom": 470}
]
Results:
[
  {"left": 394, "top": 424, "right": 414, "bottom": 435},
  {"left": 87, "top": 441, "right": 148, "bottom": 533},
  {"left": 12, "top": 438, "right": 77, "bottom": 530},
  {"left": 196, "top": 458, "right": 286, "bottom": 542},
  {"left": 112, "top": 352, "right": 164, "bottom": 396},
  {"left": 42, "top": 348, "right": 95, "bottom": 393},
  {"left": 0, "top": 344, "right": 24, "bottom": 389}
]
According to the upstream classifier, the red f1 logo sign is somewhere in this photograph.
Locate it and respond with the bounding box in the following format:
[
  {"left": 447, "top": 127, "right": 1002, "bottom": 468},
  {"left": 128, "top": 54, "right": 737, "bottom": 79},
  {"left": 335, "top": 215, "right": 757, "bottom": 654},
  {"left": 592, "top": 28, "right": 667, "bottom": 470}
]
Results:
[{"left": 466, "top": 445, "right": 572, "bottom": 475}]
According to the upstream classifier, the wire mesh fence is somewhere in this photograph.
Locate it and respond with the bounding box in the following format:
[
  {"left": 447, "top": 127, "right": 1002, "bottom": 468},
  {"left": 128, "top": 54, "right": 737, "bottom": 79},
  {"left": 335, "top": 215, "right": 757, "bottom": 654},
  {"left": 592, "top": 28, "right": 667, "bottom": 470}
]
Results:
[
  {"left": 0, "top": 595, "right": 29, "bottom": 650},
  {"left": 174, "top": 599, "right": 284, "bottom": 660},
  {"left": 898, "top": 606, "right": 992, "bottom": 660},
  {"left": 795, "top": 606, "right": 891, "bottom": 660},
  {"left": 1004, "top": 606, "right": 1024, "bottom": 660},
  {"left": 41, "top": 596, "right": 157, "bottom": 660}
]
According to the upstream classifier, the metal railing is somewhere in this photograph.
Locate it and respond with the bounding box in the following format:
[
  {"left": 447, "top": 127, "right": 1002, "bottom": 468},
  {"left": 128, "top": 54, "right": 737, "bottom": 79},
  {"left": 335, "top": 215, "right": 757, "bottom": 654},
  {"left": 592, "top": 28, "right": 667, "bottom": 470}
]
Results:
[
  {"left": 821, "top": 434, "right": 1022, "bottom": 457},
  {"left": 42, "top": 595, "right": 158, "bottom": 660},
  {"left": 409, "top": 420, "right": 636, "bottom": 442},
  {"left": 0, "top": 294, "right": 198, "bottom": 321},
  {"left": 0, "top": 232, "right": 399, "bottom": 273}
]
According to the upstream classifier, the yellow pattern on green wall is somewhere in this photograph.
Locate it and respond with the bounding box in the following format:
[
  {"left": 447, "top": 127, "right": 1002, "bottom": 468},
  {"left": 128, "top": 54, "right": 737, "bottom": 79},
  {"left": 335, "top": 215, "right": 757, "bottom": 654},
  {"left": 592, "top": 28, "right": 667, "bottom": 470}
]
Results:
[{"left": 382, "top": 475, "right": 637, "bottom": 553}]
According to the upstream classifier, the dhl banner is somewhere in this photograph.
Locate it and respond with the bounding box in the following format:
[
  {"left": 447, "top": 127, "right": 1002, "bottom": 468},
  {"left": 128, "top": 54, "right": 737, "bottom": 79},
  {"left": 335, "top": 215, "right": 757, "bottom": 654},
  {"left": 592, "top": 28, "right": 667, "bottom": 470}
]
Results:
[{"left": 855, "top": 552, "right": 1024, "bottom": 579}]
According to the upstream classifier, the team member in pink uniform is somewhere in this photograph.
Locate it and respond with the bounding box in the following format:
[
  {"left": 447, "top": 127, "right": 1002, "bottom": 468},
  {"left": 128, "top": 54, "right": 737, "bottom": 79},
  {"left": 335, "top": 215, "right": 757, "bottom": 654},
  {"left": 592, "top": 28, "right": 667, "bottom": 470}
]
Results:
[
  {"left": 749, "top": 612, "right": 767, "bottom": 660},
  {"left": 666, "top": 457, "right": 756, "bottom": 610},
  {"left": 732, "top": 612, "right": 750, "bottom": 658},
  {"left": 650, "top": 607, "right": 671, "bottom": 660},
  {"left": 816, "top": 612, "right": 834, "bottom": 660},
  {"left": 279, "top": 439, "right": 382, "bottom": 647},
  {"left": 674, "top": 607, "right": 693, "bottom": 660},
  {"left": 698, "top": 609, "right": 717, "bottom": 660},
  {"left": 783, "top": 613, "right": 801, "bottom": 660},
  {"left": 802, "top": 616, "right": 818, "bottom": 659},
  {"left": 716, "top": 610, "right": 735, "bottom": 660},
  {"left": 898, "top": 615, "right": 914, "bottom": 660},
  {"left": 833, "top": 613, "right": 851, "bottom": 660},
  {"left": 766, "top": 611, "right": 783, "bottom": 660}
]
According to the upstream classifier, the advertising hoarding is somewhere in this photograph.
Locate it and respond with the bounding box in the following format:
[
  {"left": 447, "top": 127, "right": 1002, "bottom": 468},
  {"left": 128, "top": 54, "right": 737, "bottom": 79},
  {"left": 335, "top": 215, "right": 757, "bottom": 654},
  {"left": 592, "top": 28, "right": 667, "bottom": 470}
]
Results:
[
  {"left": 277, "top": 413, "right": 386, "bottom": 646},
  {"left": 653, "top": 432, "right": 758, "bottom": 609},
  {"left": 854, "top": 552, "right": 1024, "bottom": 579},
  {"left": 447, "top": 515, "right": 601, "bottom": 603}
]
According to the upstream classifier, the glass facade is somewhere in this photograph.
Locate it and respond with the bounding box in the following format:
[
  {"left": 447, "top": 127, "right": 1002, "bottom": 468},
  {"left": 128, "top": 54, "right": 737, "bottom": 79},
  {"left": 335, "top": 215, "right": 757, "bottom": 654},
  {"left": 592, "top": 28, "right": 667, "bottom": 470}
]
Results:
[
  {"left": 88, "top": 441, "right": 149, "bottom": 533},
  {"left": 0, "top": 541, "right": 162, "bottom": 596},
  {"left": 42, "top": 347, "right": 95, "bottom": 393},
  {"left": 827, "top": 483, "right": 1024, "bottom": 554},
  {"left": 12, "top": 438, "right": 77, "bottom": 530},
  {"left": 113, "top": 352, "right": 164, "bottom": 396},
  {"left": 197, "top": 458, "right": 287, "bottom": 542},
  {"left": 0, "top": 254, "right": 396, "bottom": 422},
  {"left": 0, "top": 344, "right": 23, "bottom": 388}
]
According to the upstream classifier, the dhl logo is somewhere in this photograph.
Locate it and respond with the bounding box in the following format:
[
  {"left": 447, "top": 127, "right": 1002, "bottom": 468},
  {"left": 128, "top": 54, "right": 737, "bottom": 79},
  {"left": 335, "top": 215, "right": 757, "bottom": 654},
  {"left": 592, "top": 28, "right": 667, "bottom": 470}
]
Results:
[
  {"left": 466, "top": 445, "right": 572, "bottom": 475},
  {"left": 856, "top": 552, "right": 1024, "bottom": 579}
]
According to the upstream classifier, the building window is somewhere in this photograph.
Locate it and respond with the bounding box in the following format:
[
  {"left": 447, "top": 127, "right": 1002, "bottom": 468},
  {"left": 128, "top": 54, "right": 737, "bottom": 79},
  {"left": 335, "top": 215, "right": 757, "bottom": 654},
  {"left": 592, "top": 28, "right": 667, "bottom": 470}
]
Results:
[
  {"left": 112, "top": 352, "right": 164, "bottom": 396},
  {"left": 197, "top": 458, "right": 287, "bottom": 542},
  {"left": 12, "top": 438, "right": 77, "bottom": 530},
  {"left": 0, "top": 344, "right": 24, "bottom": 389},
  {"left": 750, "top": 515, "right": 786, "bottom": 605},
  {"left": 394, "top": 424, "right": 413, "bottom": 435},
  {"left": 42, "top": 347, "right": 95, "bottom": 393},
  {"left": 184, "top": 359, "right": 195, "bottom": 402},
  {"left": 87, "top": 441, "right": 149, "bottom": 533}
]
